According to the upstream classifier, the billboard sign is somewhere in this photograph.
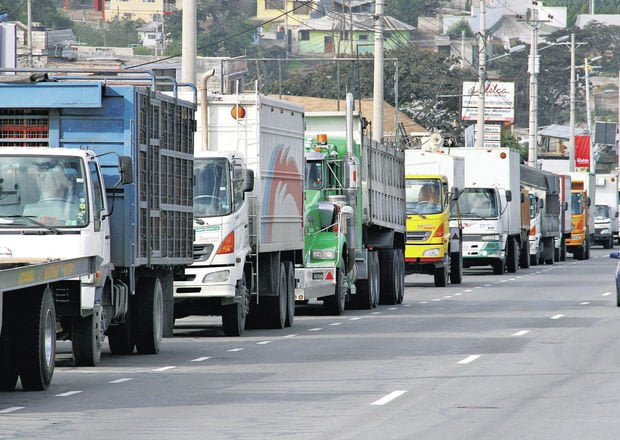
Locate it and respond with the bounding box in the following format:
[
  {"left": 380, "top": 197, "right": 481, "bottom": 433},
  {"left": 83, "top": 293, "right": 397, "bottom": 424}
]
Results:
[
  {"left": 462, "top": 80, "right": 515, "bottom": 122},
  {"left": 575, "top": 135, "right": 591, "bottom": 170}
]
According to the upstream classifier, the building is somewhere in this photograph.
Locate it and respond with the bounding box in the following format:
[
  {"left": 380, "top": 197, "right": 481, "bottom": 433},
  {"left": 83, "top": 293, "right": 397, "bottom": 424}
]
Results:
[
  {"left": 137, "top": 22, "right": 165, "bottom": 54},
  {"left": 256, "top": 0, "right": 320, "bottom": 22},
  {"left": 295, "top": 14, "right": 414, "bottom": 55},
  {"left": 107, "top": 0, "right": 176, "bottom": 23}
]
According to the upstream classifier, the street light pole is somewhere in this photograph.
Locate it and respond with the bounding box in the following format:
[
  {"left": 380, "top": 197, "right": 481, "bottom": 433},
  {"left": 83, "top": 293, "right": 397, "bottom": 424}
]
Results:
[
  {"left": 476, "top": 0, "right": 486, "bottom": 149},
  {"left": 569, "top": 33, "right": 576, "bottom": 172},
  {"left": 585, "top": 56, "right": 594, "bottom": 172},
  {"left": 372, "top": 0, "right": 384, "bottom": 143},
  {"left": 528, "top": 4, "right": 539, "bottom": 167}
]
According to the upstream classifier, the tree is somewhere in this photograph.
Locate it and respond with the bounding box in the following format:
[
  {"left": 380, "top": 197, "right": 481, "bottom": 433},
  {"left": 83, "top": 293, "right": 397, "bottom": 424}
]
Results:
[
  {"left": 73, "top": 18, "right": 143, "bottom": 48},
  {"left": 447, "top": 20, "right": 474, "bottom": 39},
  {"left": 542, "top": 0, "right": 620, "bottom": 26},
  {"left": 385, "top": 0, "right": 450, "bottom": 26},
  {"left": 0, "top": 0, "right": 72, "bottom": 29}
]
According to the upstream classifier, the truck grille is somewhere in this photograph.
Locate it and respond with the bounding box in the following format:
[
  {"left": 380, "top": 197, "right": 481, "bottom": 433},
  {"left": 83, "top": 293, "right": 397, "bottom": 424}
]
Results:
[
  {"left": 193, "top": 244, "right": 214, "bottom": 262},
  {"left": 463, "top": 234, "right": 483, "bottom": 242},
  {"left": 407, "top": 231, "right": 430, "bottom": 242}
]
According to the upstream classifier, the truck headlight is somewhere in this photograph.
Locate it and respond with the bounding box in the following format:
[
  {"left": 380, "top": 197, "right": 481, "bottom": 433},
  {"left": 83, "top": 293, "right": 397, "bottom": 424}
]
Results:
[
  {"left": 423, "top": 248, "right": 440, "bottom": 257},
  {"left": 202, "top": 270, "right": 230, "bottom": 283},
  {"left": 312, "top": 250, "right": 336, "bottom": 260}
]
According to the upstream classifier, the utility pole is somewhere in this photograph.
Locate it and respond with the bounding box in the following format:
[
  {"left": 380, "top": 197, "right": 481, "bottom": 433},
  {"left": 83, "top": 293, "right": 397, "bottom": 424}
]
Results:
[
  {"left": 585, "top": 56, "right": 594, "bottom": 172},
  {"left": 461, "top": 30, "right": 466, "bottom": 70},
  {"left": 372, "top": 0, "right": 384, "bottom": 143},
  {"left": 27, "top": 0, "right": 32, "bottom": 67},
  {"left": 569, "top": 33, "right": 576, "bottom": 171},
  {"left": 181, "top": 0, "right": 196, "bottom": 84},
  {"left": 475, "top": 0, "right": 486, "bottom": 149},
  {"left": 527, "top": 3, "right": 540, "bottom": 168},
  {"left": 590, "top": 0, "right": 595, "bottom": 15}
]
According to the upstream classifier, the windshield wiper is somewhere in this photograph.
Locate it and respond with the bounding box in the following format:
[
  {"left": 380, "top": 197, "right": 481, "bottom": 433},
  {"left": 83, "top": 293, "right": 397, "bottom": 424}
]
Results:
[
  {"left": 1, "top": 215, "right": 62, "bottom": 235},
  {"left": 407, "top": 210, "right": 427, "bottom": 219}
]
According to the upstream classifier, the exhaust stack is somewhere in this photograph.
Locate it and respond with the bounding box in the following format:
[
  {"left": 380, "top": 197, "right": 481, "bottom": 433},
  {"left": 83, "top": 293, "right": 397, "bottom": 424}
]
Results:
[{"left": 200, "top": 70, "right": 216, "bottom": 151}]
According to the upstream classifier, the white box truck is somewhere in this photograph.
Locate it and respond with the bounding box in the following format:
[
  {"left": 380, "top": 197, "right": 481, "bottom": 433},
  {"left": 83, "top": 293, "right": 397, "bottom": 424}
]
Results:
[
  {"left": 174, "top": 92, "right": 305, "bottom": 335},
  {"left": 448, "top": 148, "right": 522, "bottom": 274},
  {"left": 594, "top": 173, "right": 618, "bottom": 249}
]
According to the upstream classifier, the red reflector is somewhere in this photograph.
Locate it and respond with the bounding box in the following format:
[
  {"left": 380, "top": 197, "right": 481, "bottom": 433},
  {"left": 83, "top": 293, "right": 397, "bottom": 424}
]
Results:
[{"left": 325, "top": 271, "right": 334, "bottom": 280}]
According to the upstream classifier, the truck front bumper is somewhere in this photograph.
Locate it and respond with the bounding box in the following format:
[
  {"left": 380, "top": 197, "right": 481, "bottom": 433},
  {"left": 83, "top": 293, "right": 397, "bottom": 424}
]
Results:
[
  {"left": 173, "top": 266, "right": 237, "bottom": 300},
  {"left": 294, "top": 267, "right": 336, "bottom": 301}
]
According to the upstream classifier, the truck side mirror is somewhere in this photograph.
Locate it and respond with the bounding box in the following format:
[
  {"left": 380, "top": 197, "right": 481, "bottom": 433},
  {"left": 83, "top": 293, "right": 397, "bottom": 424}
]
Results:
[
  {"left": 615, "top": 211, "right": 619, "bottom": 218},
  {"left": 243, "top": 169, "right": 254, "bottom": 192},
  {"left": 505, "top": 190, "right": 512, "bottom": 202},
  {"left": 119, "top": 156, "right": 134, "bottom": 185},
  {"left": 539, "top": 199, "right": 544, "bottom": 209},
  {"left": 587, "top": 197, "right": 591, "bottom": 207},
  {"left": 564, "top": 201, "right": 568, "bottom": 211},
  {"left": 520, "top": 192, "right": 525, "bottom": 203}
]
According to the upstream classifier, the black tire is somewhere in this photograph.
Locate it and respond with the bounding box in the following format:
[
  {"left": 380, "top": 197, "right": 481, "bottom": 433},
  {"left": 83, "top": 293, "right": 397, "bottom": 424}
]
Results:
[
  {"left": 610, "top": 236, "right": 615, "bottom": 249},
  {"left": 395, "top": 249, "right": 405, "bottom": 304},
  {"left": 433, "top": 264, "right": 448, "bottom": 287},
  {"left": 266, "top": 263, "right": 287, "bottom": 328},
  {"left": 554, "top": 245, "right": 560, "bottom": 262},
  {"left": 371, "top": 252, "right": 380, "bottom": 308},
  {"left": 604, "top": 236, "right": 612, "bottom": 249},
  {"left": 284, "top": 262, "right": 295, "bottom": 328},
  {"left": 107, "top": 306, "right": 135, "bottom": 356},
  {"left": 520, "top": 239, "right": 530, "bottom": 269},
  {"left": 530, "top": 252, "right": 537, "bottom": 266},
  {"left": 449, "top": 252, "right": 463, "bottom": 285},
  {"left": 560, "top": 239, "right": 567, "bottom": 261},
  {"left": 0, "top": 295, "right": 18, "bottom": 391},
  {"left": 354, "top": 252, "right": 376, "bottom": 309},
  {"left": 18, "top": 287, "right": 55, "bottom": 391},
  {"left": 584, "top": 239, "right": 590, "bottom": 260},
  {"left": 325, "top": 264, "right": 347, "bottom": 315},
  {"left": 222, "top": 275, "right": 248, "bottom": 337},
  {"left": 574, "top": 245, "right": 585, "bottom": 260},
  {"left": 71, "top": 305, "right": 103, "bottom": 366},
  {"left": 506, "top": 237, "right": 518, "bottom": 273},
  {"left": 134, "top": 277, "right": 164, "bottom": 355},
  {"left": 492, "top": 259, "right": 505, "bottom": 275},
  {"left": 379, "top": 250, "right": 399, "bottom": 305}
]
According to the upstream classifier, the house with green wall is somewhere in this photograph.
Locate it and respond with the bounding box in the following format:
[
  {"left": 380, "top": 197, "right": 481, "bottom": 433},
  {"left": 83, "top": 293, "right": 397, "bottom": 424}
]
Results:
[{"left": 294, "top": 14, "right": 415, "bottom": 56}]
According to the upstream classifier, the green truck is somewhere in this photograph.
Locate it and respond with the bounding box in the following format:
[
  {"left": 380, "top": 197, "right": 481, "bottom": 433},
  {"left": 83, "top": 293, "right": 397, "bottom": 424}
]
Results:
[{"left": 294, "top": 94, "right": 406, "bottom": 314}]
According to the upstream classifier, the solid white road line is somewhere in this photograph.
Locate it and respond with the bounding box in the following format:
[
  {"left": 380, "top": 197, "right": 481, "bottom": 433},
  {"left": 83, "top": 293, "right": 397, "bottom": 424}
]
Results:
[
  {"left": 457, "top": 355, "right": 481, "bottom": 364},
  {"left": 153, "top": 366, "right": 176, "bottom": 371},
  {"left": 256, "top": 341, "right": 272, "bottom": 345},
  {"left": 370, "top": 390, "right": 408, "bottom": 406},
  {"left": 191, "top": 357, "right": 212, "bottom": 362},
  {"left": 602, "top": 292, "right": 612, "bottom": 297},
  {"left": 55, "top": 391, "right": 82, "bottom": 397},
  {"left": 512, "top": 330, "right": 530, "bottom": 336},
  {"left": 109, "top": 378, "right": 132, "bottom": 384},
  {"left": 227, "top": 348, "right": 244, "bottom": 352},
  {"left": 329, "top": 322, "right": 343, "bottom": 326},
  {"left": 308, "top": 328, "right": 323, "bottom": 332},
  {"left": 0, "top": 407, "right": 24, "bottom": 414},
  {"left": 580, "top": 302, "right": 591, "bottom": 305},
  {"left": 550, "top": 314, "right": 564, "bottom": 320}
]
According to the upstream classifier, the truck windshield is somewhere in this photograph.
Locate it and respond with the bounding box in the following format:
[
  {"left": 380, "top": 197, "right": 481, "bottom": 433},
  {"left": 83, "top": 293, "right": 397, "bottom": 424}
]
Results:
[
  {"left": 305, "top": 161, "right": 324, "bottom": 190},
  {"left": 457, "top": 188, "right": 498, "bottom": 218},
  {"left": 595, "top": 204, "right": 610, "bottom": 218},
  {"left": 406, "top": 178, "right": 442, "bottom": 215},
  {"left": 0, "top": 156, "right": 88, "bottom": 228},
  {"left": 194, "top": 158, "right": 232, "bottom": 217},
  {"left": 571, "top": 193, "right": 583, "bottom": 215}
]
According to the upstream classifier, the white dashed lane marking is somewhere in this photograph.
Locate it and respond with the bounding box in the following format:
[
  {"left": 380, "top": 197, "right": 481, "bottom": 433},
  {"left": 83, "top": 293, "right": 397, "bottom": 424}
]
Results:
[
  {"left": 227, "top": 348, "right": 244, "bottom": 352},
  {"left": 56, "top": 391, "right": 82, "bottom": 397},
  {"left": 602, "top": 292, "right": 612, "bottom": 297},
  {"left": 153, "top": 366, "right": 176, "bottom": 372},
  {"left": 550, "top": 314, "right": 564, "bottom": 320},
  {"left": 350, "top": 317, "right": 362, "bottom": 321},
  {"left": 329, "top": 322, "right": 343, "bottom": 326},
  {"left": 458, "top": 355, "right": 481, "bottom": 364},
  {"left": 308, "top": 328, "right": 323, "bottom": 332},
  {"left": 283, "top": 334, "right": 298, "bottom": 338},
  {"left": 512, "top": 330, "right": 530, "bottom": 336},
  {"left": 191, "top": 357, "right": 212, "bottom": 362},
  {"left": 109, "top": 378, "right": 132, "bottom": 384},
  {"left": 370, "top": 390, "right": 407, "bottom": 406},
  {"left": 256, "top": 341, "right": 272, "bottom": 345},
  {"left": 580, "top": 302, "right": 590, "bottom": 305},
  {"left": 0, "top": 407, "right": 24, "bottom": 414}
]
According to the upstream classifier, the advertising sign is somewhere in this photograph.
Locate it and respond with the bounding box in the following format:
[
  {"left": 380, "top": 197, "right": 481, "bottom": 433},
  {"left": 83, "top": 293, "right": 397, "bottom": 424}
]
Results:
[
  {"left": 575, "top": 135, "right": 591, "bottom": 170},
  {"left": 462, "top": 81, "right": 515, "bottom": 122}
]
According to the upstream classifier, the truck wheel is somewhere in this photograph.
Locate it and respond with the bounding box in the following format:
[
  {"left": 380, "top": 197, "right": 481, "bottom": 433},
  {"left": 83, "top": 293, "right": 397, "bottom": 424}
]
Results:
[
  {"left": 560, "top": 240, "right": 567, "bottom": 261},
  {"left": 284, "top": 262, "right": 295, "bottom": 327},
  {"left": 0, "top": 297, "right": 18, "bottom": 391},
  {"left": 554, "top": 246, "right": 560, "bottom": 262},
  {"left": 492, "top": 259, "right": 505, "bottom": 275},
  {"left": 520, "top": 239, "right": 530, "bottom": 269},
  {"left": 433, "top": 263, "right": 448, "bottom": 287},
  {"left": 222, "top": 275, "right": 248, "bottom": 337},
  {"left": 371, "top": 252, "right": 380, "bottom": 307},
  {"left": 379, "top": 250, "right": 399, "bottom": 305},
  {"left": 326, "top": 265, "right": 347, "bottom": 315},
  {"left": 574, "top": 245, "right": 585, "bottom": 260},
  {"left": 71, "top": 305, "right": 103, "bottom": 366},
  {"left": 107, "top": 303, "right": 135, "bottom": 356},
  {"left": 266, "top": 263, "right": 287, "bottom": 328},
  {"left": 18, "top": 287, "right": 55, "bottom": 391},
  {"left": 604, "top": 236, "right": 612, "bottom": 249},
  {"left": 395, "top": 250, "right": 405, "bottom": 304},
  {"left": 134, "top": 277, "right": 163, "bottom": 355},
  {"left": 584, "top": 240, "right": 590, "bottom": 260},
  {"left": 354, "top": 251, "right": 376, "bottom": 309},
  {"left": 507, "top": 237, "right": 518, "bottom": 273},
  {"left": 449, "top": 252, "right": 462, "bottom": 284}
]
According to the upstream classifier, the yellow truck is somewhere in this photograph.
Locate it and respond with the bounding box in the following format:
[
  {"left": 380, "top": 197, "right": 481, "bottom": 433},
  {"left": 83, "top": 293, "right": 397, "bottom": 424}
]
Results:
[
  {"left": 567, "top": 175, "right": 594, "bottom": 260},
  {"left": 405, "top": 150, "right": 463, "bottom": 287}
]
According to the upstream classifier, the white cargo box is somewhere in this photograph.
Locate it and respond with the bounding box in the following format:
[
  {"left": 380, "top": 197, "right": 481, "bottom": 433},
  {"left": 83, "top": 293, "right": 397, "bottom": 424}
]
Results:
[{"left": 405, "top": 150, "right": 465, "bottom": 192}]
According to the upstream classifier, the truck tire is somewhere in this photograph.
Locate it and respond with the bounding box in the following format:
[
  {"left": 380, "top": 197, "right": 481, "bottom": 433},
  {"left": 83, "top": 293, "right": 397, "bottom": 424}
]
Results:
[
  {"left": 354, "top": 251, "right": 377, "bottom": 309},
  {"left": 326, "top": 265, "right": 347, "bottom": 315},
  {"left": 584, "top": 240, "right": 590, "bottom": 260},
  {"left": 507, "top": 237, "right": 518, "bottom": 273},
  {"left": 0, "top": 296, "right": 18, "bottom": 391},
  {"left": 379, "top": 250, "right": 399, "bottom": 305},
  {"left": 134, "top": 277, "right": 163, "bottom": 355},
  {"left": 434, "top": 264, "right": 448, "bottom": 287},
  {"left": 604, "top": 236, "right": 613, "bottom": 249},
  {"left": 371, "top": 252, "right": 380, "bottom": 307},
  {"left": 284, "top": 262, "right": 295, "bottom": 327},
  {"left": 492, "top": 259, "right": 505, "bottom": 275},
  {"left": 560, "top": 239, "right": 567, "bottom": 261},
  {"left": 449, "top": 252, "right": 463, "bottom": 284},
  {"left": 222, "top": 275, "right": 248, "bottom": 337},
  {"left": 574, "top": 245, "right": 585, "bottom": 260},
  {"left": 395, "top": 249, "right": 405, "bottom": 304},
  {"left": 71, "top": 305, "right": 103, "bottom": 366},
  {"left": 266, "top": 263, "right": 287, "bottom": 328},
  {"left": 520, "top": 239, "right": 530, "bottom": 269},
  {"left": 18, "top": 287, "right": 55, "bottom": 391}
]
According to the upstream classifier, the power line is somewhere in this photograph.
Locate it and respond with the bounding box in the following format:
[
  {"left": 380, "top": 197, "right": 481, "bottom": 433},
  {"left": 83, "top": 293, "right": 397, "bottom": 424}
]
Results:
[{"left": 125, "top": 0, "right": 315, "bottom": 69}]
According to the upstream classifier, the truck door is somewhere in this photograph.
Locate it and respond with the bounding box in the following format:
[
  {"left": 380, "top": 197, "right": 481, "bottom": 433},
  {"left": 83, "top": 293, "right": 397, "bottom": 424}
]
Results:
[{"left": 88, "top": 162, "right": 111, "bottom": 267}]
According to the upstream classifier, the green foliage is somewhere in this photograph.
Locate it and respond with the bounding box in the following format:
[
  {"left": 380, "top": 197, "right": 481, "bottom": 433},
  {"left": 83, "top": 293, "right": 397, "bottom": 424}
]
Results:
[
  {"left": 542, "top": 0, "right": 620, "bottom": 26},
  {"left": 0, "top": 0, "right": 73, "bottom": 29},
  {"left": 133, "top": 45, "right": 152, "bottom": 56},
  {"left": 73, "top": 19, "right": 143, "bottom": 48},
  {"left": 385, "top": 0, "right": 450, "bottom": 26},
  {"left": 165, "top": 0, "right": 255, "bottom": 57},
  {"left": 447, "top": 20, "right": 474, "bottom": 39},
  {"left": 73, "top": 22, "right": 104, "bottom": 47}
]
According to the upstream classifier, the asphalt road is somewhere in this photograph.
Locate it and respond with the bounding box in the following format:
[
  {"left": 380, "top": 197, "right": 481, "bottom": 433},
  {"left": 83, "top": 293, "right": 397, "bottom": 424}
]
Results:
[{"left": 1, "top": 247, "right": 620, "bottom": 440}]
